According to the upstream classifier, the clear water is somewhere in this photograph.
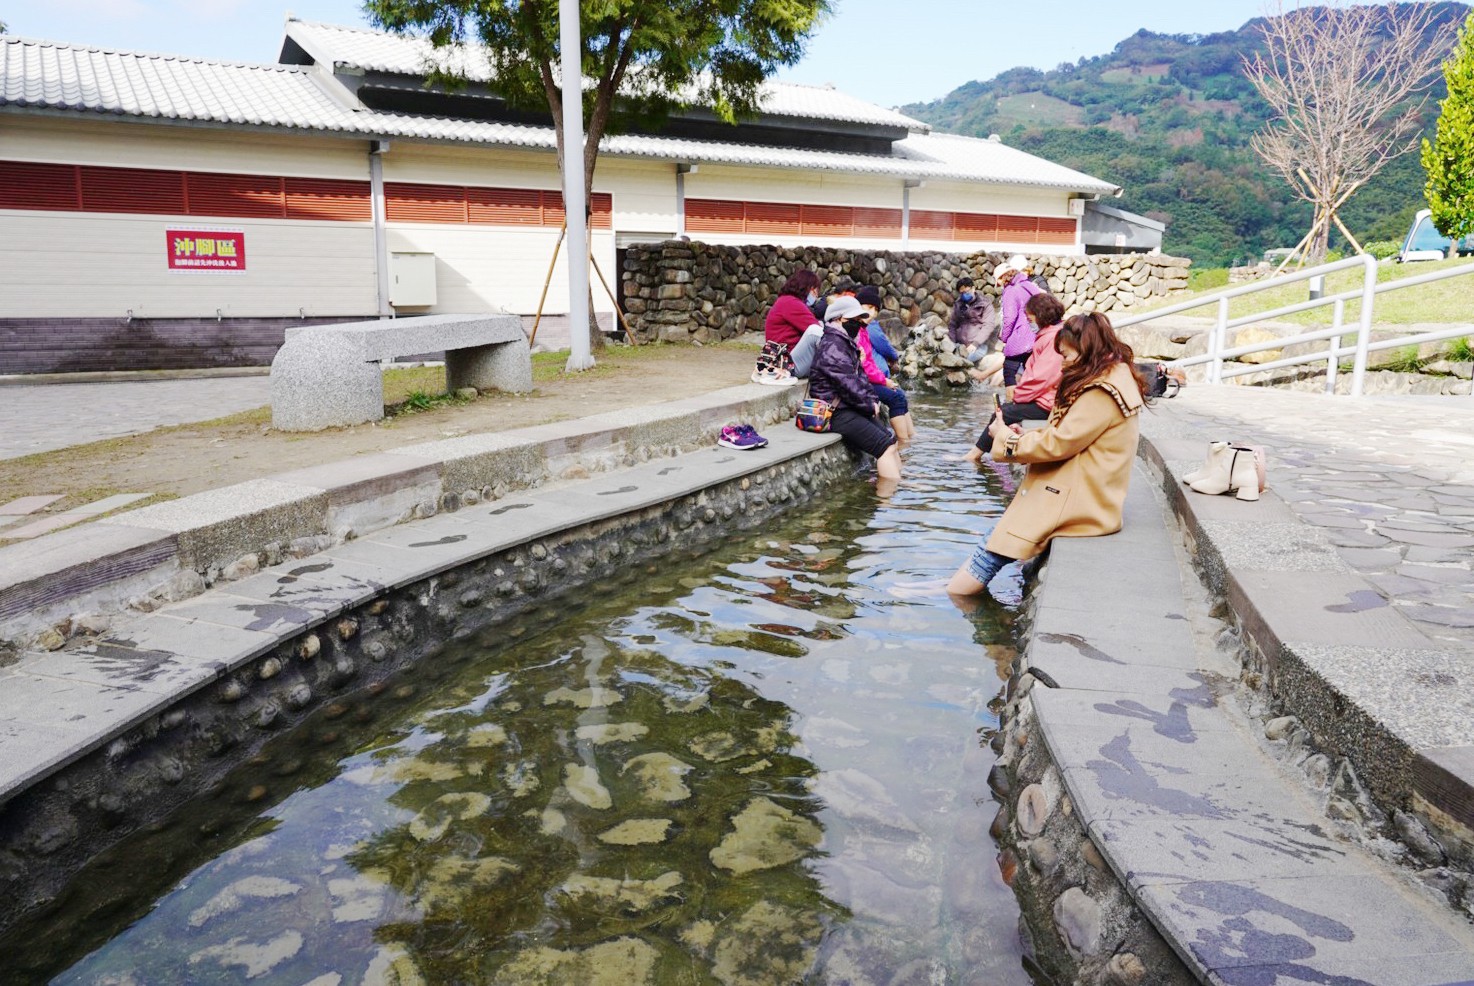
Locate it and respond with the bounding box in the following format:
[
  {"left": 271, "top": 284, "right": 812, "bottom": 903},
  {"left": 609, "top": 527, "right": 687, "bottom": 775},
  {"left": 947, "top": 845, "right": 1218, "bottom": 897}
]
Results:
[{"left": 18, "top": 391, "right": 1032, "bottom": 985}]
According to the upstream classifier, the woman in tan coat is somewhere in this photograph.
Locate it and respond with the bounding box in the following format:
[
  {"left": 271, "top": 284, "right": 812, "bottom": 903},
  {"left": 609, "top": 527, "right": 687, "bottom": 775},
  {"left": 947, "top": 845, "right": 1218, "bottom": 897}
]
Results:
[{"left": 948, "top": 312, "right": 1150, "bottom": 596}]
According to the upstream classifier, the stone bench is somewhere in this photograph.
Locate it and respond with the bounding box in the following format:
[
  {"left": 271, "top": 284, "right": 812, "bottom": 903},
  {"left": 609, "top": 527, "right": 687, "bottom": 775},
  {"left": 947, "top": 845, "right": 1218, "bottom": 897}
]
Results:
[{"left": 270, "top": 314, "right": 532, "bottom": 431}]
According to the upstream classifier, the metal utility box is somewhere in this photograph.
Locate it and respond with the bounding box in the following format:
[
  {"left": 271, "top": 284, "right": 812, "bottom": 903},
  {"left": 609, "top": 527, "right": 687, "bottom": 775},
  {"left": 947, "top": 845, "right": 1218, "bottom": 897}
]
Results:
[{"left": 390, "top": 251, "right": 437, "bottom": 307}]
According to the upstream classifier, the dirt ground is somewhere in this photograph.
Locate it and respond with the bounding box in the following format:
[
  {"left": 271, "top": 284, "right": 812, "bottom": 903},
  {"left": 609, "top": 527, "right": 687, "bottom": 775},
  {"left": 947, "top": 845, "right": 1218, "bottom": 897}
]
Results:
[{"left": 0, "top": 343, "right": 762, "bottom": 537}]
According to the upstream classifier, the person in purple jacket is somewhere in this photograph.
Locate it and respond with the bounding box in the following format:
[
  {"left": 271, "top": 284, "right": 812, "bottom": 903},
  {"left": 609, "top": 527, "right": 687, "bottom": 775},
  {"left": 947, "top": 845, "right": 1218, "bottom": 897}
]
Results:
[
  {"left": 809, "top": 297, "right": 902, "bottom": 483},
  {"left": 996, "top": 254, "right": 1043, "bottom": 386}
]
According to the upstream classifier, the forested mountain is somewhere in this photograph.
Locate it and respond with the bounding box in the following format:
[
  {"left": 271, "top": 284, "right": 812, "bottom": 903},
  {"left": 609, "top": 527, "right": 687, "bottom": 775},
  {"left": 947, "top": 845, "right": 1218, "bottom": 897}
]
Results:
[{"left": 903, "top": 3, "right": 1471, "bottom": 266}]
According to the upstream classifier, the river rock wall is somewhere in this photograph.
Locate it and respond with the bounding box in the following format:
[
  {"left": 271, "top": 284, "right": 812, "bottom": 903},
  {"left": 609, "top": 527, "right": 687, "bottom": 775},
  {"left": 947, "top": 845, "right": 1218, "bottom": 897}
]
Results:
[{"left": 621, "top": 242, "right": 1191, "bottom": 345}]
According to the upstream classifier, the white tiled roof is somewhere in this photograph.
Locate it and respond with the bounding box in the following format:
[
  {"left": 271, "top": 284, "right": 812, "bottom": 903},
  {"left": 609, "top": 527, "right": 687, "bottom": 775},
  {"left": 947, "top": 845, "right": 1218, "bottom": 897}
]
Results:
[
  {"left": 0, "top": 35, "right": 1120, "bottom": 195},
  {"left": 283, "top": 19, "right": 929, "bottom": 133}
]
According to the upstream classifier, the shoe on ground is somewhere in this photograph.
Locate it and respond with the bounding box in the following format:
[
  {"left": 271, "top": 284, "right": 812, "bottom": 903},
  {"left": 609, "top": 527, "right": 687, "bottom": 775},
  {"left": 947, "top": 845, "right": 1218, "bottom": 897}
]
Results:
[
  {"left": 753, "top": 368, "right": 796, "bottom": 386},
  {"left": 739, "top": 424, "right": 768, "bottom": 448},
  {"left": 719, "top": 424, "right": 766, "bottom": 450}
]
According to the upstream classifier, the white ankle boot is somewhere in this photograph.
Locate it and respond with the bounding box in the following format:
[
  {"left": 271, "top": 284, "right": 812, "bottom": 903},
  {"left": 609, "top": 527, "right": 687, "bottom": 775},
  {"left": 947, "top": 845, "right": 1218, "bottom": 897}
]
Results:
[
  {"left": 1183, "top": 442, "right": 1231, "bottom": 486},
  {"left": 1186, "top": 444, "right": 1263, "bottom": 500},
  {"left": 1228, "top": 447, "right": 1261, "bottom": 501}
]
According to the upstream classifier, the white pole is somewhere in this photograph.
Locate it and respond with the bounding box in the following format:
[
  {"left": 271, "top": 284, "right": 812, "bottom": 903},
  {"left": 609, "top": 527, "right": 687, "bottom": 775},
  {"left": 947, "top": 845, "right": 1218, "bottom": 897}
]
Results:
[
  {"left": 1349, "top": 253, "right": 1377, "bottom": 397},
  {"left": 559, "top": 0, "right": 594, "bottom": 371}
]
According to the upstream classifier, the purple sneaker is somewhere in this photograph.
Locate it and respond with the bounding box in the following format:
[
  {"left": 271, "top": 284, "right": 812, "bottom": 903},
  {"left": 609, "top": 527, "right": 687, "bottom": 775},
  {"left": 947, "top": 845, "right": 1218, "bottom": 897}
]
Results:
[
  {"left": 739, "top": 424, "right": 769, "bottom": 448},
  {"left": 719, "top": 424, "right": 764, "bottom": 450}
]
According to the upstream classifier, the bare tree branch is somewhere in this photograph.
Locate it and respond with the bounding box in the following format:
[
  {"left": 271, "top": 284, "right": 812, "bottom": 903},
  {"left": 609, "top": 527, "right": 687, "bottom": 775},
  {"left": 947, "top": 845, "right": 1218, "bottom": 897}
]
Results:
[{"left": 1244, "top": 0, "right": 1455, "bottom": 263}]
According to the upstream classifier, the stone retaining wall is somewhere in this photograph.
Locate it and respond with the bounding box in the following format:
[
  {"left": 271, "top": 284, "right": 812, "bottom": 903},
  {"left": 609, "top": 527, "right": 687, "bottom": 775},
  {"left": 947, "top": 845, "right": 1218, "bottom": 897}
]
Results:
[
  {"left": 0, "top": 444, "right": 854, "bottom": 934},
  {"left": 621, "top": 242, "right": 1191, "bottom": 344}
]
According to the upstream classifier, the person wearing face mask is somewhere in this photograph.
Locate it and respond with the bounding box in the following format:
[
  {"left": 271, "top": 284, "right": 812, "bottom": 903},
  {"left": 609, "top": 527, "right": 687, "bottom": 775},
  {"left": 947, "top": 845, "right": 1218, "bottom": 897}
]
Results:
[
  {"left": 756, "top": 269, "right": 822, "bottom": 385},
  {"left": 947, "top": 312, "right": 1151, "bottom": 597},
  {"left": 854, "top": 286, "right": 914, "bottom": 442},
  {"left": 808, "top": 296, "right": 902, "bottom": 482},
  {"left": 949, "top": 276, "right": 999, "bottom": 365}
]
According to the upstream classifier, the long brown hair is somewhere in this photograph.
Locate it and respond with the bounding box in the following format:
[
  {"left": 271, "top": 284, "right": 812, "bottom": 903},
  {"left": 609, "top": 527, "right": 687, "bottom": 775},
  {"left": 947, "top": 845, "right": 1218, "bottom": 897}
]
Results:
[{"left": 1054, "top": 312, "right": 1150, "bottom": 407}]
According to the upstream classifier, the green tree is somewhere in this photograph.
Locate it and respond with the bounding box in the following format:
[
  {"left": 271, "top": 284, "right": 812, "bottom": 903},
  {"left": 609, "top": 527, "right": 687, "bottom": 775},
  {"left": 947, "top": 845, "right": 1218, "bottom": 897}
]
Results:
[
  {"left": 1423, "top": 10, "right": 1474, "bottom": 254},
  {"left": 365, "top": 0, "right": 829, "bottom": 349}
]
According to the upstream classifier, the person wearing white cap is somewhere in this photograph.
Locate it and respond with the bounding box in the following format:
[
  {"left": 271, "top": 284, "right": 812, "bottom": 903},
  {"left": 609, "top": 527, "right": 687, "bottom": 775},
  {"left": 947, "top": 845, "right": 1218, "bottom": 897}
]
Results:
[
  {"left": 806, "top": 296, "right": 902, "bottom": 484},
  {"left": 997, "top": 254, "right": 1043, "bottom": 387}
]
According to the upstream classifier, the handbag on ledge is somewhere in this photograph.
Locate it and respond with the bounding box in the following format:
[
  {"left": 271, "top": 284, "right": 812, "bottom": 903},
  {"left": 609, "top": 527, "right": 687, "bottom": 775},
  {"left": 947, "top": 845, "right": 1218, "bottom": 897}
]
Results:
[{"left": 794, "top": 382, "right": 833, "bottom": 433}]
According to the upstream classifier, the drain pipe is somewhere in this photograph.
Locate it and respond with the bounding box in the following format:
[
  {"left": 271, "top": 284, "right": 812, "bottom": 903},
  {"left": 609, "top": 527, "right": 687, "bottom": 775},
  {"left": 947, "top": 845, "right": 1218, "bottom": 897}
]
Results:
[{"left": 370, "top": 140, "right": 392, "bottom": 319}]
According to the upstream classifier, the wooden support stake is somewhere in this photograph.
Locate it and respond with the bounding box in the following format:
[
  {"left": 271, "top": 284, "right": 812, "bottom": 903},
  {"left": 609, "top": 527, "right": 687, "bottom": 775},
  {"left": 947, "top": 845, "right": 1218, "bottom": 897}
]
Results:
[
  {"left": 589, "top": 250, "right": 636, "bottom": 345},
  {"left": 529, "top": 222, "right": 567, "bottom": 349}
]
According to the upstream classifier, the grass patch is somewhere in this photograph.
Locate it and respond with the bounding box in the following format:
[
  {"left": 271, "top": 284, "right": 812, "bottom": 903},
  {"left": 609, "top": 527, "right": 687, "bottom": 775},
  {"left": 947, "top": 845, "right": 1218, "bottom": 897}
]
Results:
[
  {"left": 1382, "top": 345, "right": 1426, "bottom": 373},
  {"left": 1445, "top": 337, "right": 1474, "bottom": 362},
  {"left": 1188, "top": 268, "right": 1230, "bottom": 292},
  {"left": 993, "top": 92, "right": 1085, "bottom": 128},
  {"left": 1141, "top": 256, "right": 1474, "bottom": 326}
]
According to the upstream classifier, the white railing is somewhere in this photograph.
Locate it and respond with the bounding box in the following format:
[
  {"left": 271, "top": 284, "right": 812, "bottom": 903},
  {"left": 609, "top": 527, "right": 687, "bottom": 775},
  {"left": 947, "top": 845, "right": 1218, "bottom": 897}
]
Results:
[{"left": 1113, "top": 254, "right": 1474, "bottom": 397}]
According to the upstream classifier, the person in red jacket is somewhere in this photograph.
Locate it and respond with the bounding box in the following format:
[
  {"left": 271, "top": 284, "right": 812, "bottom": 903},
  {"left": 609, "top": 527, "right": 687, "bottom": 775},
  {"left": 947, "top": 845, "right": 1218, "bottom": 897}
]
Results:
[
  {"left": 754, "top": 269, "right": 821, "bottom": 384},
  {"left": 966, "top": 293, "right": 1066, "bottom": 463}
]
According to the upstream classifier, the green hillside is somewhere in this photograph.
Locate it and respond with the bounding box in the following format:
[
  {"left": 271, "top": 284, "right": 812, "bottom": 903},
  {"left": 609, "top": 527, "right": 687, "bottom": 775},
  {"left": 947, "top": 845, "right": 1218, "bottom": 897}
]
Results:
[{"left": 904, "top": 3, "right": 1471, "bottom": 267}]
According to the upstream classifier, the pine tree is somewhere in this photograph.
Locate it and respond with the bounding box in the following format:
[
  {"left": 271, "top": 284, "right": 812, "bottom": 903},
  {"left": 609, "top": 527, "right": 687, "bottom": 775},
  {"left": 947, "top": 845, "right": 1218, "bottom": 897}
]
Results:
[{"left": 1423, "top": 10, "right": 1474, "bottom": 252}]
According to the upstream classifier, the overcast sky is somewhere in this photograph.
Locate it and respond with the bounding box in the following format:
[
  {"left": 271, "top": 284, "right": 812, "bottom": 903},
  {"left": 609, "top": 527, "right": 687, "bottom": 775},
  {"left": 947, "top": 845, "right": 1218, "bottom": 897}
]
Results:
[{"left": 4, "top": 0, "right": 1317, "bottom": 108}]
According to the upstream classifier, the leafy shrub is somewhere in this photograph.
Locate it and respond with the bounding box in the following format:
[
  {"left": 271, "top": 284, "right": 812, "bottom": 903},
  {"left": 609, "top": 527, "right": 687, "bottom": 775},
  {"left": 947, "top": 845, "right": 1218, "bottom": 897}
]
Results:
[{"left": 1364, "top": 240, "right": 1401, "bottom": 260}]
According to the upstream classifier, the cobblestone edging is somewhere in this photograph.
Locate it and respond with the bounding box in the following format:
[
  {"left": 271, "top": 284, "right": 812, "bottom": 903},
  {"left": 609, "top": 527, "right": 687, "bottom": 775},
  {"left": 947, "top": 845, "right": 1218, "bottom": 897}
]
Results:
[
  {"left": 620, "top": 241, "right": 1190, "bottom": 345},
  {"left": 0, "top": 437, "right": 853, "bottom": 934},
  {"left": 0, "top": 385, "right": 803, "bottom": 656},
  {"left": 987, "top": 476, "right": 1202, "bottom": 986}
]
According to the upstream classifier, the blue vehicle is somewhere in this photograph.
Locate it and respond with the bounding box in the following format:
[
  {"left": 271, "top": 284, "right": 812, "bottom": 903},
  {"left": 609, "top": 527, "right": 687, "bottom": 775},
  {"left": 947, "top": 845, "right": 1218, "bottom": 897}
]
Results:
[{"left": 1399, "top": 209, "right": 1474, "bottom": 262}]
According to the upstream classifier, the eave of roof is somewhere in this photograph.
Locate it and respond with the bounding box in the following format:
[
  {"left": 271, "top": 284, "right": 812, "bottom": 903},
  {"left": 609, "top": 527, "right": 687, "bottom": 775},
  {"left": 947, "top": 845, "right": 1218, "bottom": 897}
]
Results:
[
  {"left": 0, "top": 34, "right": 1121, "bottom": 197},
  {"left": 280, "top": 18, "right": 932, "bottom": 135}
]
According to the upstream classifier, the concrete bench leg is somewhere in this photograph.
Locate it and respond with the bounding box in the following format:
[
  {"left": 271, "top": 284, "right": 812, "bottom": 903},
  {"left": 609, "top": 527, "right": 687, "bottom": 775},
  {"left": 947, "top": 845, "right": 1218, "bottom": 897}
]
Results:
[
  {"left": 447, "top": 337, "right": 534, "bottom": 394},
  {"left": 270, "top": 335, "right": 383, "bottom": 431}
]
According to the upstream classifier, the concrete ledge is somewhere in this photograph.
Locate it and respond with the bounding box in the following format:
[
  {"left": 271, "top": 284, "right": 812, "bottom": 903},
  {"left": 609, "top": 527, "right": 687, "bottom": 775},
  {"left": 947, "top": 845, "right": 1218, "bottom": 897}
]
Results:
[
  {"left": 0, "top": 383, "right": 805, "bottom": 651},
  {"left": 996, "top": 468, "right": 1474, "bottom": 985},
  {"left": 0, "top": 412, "right": 843, "bottom": 930},
  {"left": 1137, "top": 424, "right": 1474, "bottom": 856}
]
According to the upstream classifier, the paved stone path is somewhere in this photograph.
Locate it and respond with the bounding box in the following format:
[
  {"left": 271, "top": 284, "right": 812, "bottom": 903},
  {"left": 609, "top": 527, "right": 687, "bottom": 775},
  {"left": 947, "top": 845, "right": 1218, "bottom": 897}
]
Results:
[
  {"left": 1147, "top": 387, "right": 1474, "bottom": 648},
  {"left": 0, "top": 375, "right": 271, "bottom": 460}
]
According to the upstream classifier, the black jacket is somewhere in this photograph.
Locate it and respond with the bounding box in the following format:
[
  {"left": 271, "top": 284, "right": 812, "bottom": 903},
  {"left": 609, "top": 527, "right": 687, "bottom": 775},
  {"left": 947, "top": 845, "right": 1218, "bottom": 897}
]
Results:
[{"left": 808, "top": 325, "right": 876, "bottom": 412}]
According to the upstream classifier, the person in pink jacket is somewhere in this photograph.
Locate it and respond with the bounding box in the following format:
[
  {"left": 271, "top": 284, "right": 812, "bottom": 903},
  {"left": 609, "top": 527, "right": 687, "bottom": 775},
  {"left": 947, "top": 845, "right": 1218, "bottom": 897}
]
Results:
[
  {"left": 854, "top": 286, "right": 914, "bottom": 442},
  {"left": 966, "top": 293, "right": 1066, "bottom": 463}
]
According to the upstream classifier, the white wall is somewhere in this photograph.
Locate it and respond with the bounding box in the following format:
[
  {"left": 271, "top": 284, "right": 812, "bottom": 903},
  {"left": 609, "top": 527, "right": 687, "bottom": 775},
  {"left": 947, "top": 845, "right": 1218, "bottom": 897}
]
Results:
[
  {"left": 0, "top": 213, "right": 376, "bottom": 318},
  {"left": 1, "top": 116, "right": 368, "bottom": 178},
  {"left": 0, "top": 115, "right": 1081, "bottom": 321}
]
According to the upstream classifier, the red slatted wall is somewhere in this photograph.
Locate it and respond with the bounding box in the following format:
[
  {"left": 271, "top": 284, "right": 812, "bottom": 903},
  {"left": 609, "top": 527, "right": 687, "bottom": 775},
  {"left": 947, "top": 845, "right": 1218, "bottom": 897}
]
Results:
[
  {"left": 286, "top": 178, "right": 372, "bottom": 222},
  {"left": 0, "top": 161, "right": 81, "bottom": 210},
  {"left": 0, "top": 160, "right": 373, "bottom": 223},
  {"left": 854, "top": 207, "right": 902, "bottom": 238},
  {"left": 685, "top": 198, "right": 745, "bottom": 233},
  {"left": 81, "top": 165, "right": 186, "bottom": 215}
]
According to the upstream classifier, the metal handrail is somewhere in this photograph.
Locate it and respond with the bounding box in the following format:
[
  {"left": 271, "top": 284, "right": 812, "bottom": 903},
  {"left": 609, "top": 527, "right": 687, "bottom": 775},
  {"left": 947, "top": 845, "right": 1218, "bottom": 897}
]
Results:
[{"left": 1116, "top": 254, "right": 1474, "bottom": 396}]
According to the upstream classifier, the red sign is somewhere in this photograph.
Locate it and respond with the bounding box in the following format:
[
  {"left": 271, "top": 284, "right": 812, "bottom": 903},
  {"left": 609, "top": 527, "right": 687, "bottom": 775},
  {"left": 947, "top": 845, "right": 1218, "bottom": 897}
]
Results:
[{"left": 166, "top": 229, "right": 246, "bottom": 271}]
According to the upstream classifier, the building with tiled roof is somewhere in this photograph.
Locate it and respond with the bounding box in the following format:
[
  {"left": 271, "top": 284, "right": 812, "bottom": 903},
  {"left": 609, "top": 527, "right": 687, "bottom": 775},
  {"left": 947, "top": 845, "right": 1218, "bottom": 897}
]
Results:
[{"left": 0, "top": 18, "right": 1122, "bottom": 373}]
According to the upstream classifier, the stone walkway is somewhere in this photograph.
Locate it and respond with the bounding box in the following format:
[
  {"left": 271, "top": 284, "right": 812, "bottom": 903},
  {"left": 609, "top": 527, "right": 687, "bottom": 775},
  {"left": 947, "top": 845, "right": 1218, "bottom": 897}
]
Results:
[
  {"left": 0, "top": 375, "right": 272, "bottom": 460},
  {"left": 1145, "top": 387, "right": 1474, "bottom": 647}
]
